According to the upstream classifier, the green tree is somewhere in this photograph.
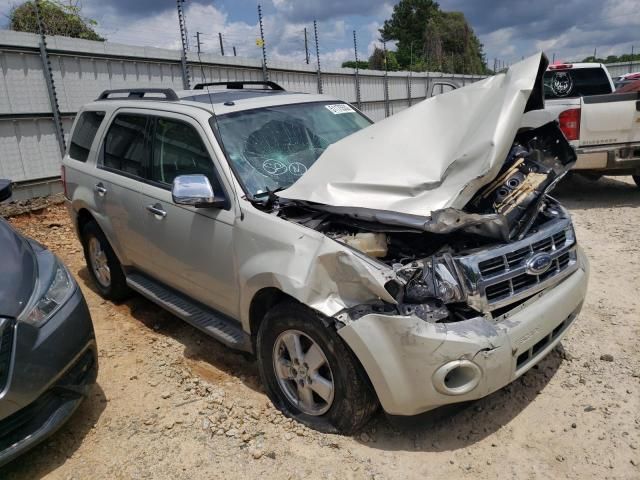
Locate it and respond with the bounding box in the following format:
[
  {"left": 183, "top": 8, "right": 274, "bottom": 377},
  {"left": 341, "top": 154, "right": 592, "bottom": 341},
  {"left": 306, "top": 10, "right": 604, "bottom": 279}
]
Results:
[
  {"left": 341, "top": 60, "right": 370, "bottom": 70},
  {"left": 380, "top": 0, "right": 439, "bottom": 69},
  {"left": 368, "top": 47, "right": 400, "bottom": 71},
  {"left": 10, "top": 0, "right": 104, "bottom": 41},
  {"left": 379, "top": 0, "right": 487, "bottom": 74},
  {"left": 424, "top": 11, "right": 486, "bottom": 74},
  {"left": 580, "top": 53, "right": 640, "bottom": 64}
]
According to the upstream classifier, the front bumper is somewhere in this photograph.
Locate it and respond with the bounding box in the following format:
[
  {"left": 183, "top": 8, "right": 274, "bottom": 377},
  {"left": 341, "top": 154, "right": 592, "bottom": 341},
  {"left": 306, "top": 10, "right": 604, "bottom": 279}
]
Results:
[
  {"left": 0, "top": 286, "right": 97, "bottom": 468},
  {"left": 339, "top": 246, "right": 589, "bottom": 416}
]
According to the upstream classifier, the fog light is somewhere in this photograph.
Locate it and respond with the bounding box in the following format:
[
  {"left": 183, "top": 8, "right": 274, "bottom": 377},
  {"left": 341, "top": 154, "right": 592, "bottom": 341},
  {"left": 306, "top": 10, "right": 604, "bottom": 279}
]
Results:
[{"left": 432, "top": 360, "right": 482, "bottom": 396}]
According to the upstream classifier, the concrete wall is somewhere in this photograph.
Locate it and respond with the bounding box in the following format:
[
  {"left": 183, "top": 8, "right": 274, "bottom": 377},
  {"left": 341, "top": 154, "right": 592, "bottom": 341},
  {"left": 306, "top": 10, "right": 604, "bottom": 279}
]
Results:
[
  {"left": 0, "top": 30, "right": 485, "bottom": 188},
  {"left": 603, "top": 60, "right": 640, "bottom": 78}
]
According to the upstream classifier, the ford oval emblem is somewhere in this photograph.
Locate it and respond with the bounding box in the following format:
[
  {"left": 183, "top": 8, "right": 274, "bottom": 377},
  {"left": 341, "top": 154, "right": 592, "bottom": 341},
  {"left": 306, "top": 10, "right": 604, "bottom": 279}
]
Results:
[{"left": 525, "top": 253, "right": 553, "bottom": 275}]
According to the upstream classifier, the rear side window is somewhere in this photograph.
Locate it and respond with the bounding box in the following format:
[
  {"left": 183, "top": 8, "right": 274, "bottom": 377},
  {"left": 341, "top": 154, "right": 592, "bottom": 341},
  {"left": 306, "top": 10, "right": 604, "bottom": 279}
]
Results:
[
  {"left": 150, "top": 117, "right": 217, "bottom": 187},
  {"left": 103, "top": 114, "right": 149, "bottom": 178},
  {"left": 69, "top": 111, "right": 105, "bottom": 162},
  {"left": 543, "top": 68, "right": 612, "bottom": 99}
]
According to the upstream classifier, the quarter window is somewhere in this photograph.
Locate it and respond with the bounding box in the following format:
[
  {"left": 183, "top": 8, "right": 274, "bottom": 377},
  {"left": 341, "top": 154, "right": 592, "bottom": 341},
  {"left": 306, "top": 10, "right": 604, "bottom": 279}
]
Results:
[
  {"left": 69, "top": 111, "right": 105, "bottom": 162},
  {"left": 150, "top": 117, "right": 216, "bottom": 186},
  {"left": 103, "top": 114, "right": 149, "bottom": 177}
]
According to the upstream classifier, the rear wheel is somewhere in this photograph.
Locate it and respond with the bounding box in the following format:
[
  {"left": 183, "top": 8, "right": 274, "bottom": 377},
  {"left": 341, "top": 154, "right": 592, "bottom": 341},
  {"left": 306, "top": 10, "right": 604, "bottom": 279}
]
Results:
[
  {"left": 256, "top": 302, "right": 378, "bottom": 434},
  {"left": 81, "top": 221, "right": 130, "bottom": 301}
]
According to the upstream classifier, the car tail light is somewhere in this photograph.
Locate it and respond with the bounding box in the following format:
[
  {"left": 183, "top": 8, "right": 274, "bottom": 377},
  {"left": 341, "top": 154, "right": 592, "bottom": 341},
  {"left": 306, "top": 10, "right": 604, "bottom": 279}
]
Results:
[
  {"left": 61, "top": 164, "right": 69, "bottom": 199},
  {"left": 558, "top": 108, "right": 581, "bottom": 141}
]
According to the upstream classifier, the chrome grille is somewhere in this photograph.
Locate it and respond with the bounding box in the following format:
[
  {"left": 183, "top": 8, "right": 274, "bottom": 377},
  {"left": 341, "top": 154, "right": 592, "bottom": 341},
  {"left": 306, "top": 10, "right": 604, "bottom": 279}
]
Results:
[{"left": 456, "top": 218, "right": 578, "bottom": 312}]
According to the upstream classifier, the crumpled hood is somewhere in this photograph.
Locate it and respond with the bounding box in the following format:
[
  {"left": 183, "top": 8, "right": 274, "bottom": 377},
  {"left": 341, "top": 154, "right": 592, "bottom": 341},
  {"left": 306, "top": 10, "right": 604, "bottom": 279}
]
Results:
[{"left": 279, "top": 53, "right": 547, "bottom": 217}]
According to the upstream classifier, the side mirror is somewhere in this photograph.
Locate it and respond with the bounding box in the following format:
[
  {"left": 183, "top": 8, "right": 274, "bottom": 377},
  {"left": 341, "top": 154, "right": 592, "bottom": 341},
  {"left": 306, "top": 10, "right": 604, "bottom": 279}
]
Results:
[
  {"left": 171, "top": 174, "right": 227, "bottom": 209},
  {"left": 0, "top": 179, "right": 12, "bottom": 203}
]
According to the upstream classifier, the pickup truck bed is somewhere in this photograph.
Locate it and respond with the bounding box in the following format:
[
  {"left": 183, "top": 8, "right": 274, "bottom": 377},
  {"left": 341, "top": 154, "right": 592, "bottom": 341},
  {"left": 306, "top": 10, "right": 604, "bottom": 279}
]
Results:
[{"left": 570, "top": 91, "right": 640, "bottom": 178}]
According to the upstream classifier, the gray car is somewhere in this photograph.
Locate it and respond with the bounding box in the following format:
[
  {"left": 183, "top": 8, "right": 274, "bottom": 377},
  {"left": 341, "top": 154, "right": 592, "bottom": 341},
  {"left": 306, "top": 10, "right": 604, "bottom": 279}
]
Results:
[
  {"left": 0, "top": 180, "right": 97, "bottom": 467},
  {"left": 64, "top": 54, "right": 588, "bottom": 434}
]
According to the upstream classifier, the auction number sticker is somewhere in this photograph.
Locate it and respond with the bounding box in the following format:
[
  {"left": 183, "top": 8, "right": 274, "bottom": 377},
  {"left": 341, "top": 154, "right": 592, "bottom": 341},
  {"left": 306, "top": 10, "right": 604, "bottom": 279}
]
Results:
[{"left": 325, "top": 104, "right": 356, "bottom": 115}]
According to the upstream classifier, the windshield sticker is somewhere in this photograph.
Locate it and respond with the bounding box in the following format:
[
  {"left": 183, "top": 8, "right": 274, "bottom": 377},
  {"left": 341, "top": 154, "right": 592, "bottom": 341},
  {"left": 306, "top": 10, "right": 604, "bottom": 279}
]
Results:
[
  {"left": 288, "top": 162, "right": 308, "bottom": 176},
  {"left": 262, "top": 159, "right": 288, "bottom": 175},
  {"left": 325, "top": 104, "right": 356, "bottom": 115},
  {"left": 550, "top": 71, "right": 573, "bottom": 97}
]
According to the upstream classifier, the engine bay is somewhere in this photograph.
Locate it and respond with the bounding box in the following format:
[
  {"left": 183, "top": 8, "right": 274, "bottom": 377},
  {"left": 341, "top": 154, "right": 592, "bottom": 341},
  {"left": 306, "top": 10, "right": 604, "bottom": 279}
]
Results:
[{"left": 263, "top": 121, "right": 576, "bottom": 323}]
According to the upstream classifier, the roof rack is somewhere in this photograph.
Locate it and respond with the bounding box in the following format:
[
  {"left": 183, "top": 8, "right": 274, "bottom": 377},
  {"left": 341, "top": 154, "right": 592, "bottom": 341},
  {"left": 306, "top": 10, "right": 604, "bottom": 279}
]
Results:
[
  {"left": 193, "top": 81, "right": 285, "bottom": 91},
  {"left": 96, "top": 88, "right": 179, "bottom": 101}
]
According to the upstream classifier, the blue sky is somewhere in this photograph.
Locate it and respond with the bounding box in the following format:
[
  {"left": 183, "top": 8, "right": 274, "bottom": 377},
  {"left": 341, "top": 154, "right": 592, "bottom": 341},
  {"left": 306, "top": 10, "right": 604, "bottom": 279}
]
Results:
[{"left": 0, "top": 0, "right": 638, "bottom": 67}]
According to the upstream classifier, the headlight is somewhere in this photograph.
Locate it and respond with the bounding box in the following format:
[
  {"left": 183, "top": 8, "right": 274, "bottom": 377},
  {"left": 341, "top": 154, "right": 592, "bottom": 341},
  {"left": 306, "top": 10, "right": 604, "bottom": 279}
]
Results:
[
  {"left": 399, "top": 255, "right": 466, "bottom": 305},
  {"left": 23, "top": 260, "right": 74, "bottom": 326}
]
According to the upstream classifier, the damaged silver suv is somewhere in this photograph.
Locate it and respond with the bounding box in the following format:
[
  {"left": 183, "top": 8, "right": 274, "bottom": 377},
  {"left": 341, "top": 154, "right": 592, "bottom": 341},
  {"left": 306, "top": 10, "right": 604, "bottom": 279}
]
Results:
[{"left": 64, "top": 54, "right": 589, "bottom": 434}]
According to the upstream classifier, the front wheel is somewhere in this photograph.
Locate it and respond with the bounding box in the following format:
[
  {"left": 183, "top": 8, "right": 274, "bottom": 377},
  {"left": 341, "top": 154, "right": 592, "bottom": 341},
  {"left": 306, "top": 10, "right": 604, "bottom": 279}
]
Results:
[
  {"left": 80, "top": 220, "right": 130, "bottom": 301},
  {"left": 256, "top": 302, "right": 378, "bottom": 434}
]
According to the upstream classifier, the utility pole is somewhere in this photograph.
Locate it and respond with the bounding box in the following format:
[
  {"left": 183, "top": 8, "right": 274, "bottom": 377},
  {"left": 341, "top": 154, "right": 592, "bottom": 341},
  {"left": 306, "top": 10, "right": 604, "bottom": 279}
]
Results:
[
  {"left": 176, "top": 0, "right": 191, "bottom": 89},
  {"left": 34, "top": 0, "right": 65, "bottom": 157},
  {"left": 314, "top": 20, "right": 322, "bottom": 94},
  {"left": 233, "top": 46, "right": 237, "bottom": 57},
  {"left": 194, "top": 31, "right": 202, "bottom": 55},
  {"left": 552, "top": 52, "right": 556, "bottom": 63},
  {"left": 257, "top": 4, "right": 268, "bottom": 81},
  {"left": 593, "top": 47, "right": 597, "bottom": 61},
  {"left": 353, "top": 30, "right": 361, "bottom": 108},
  {"left": 383, "top": 40, "right": 390, "bottom": 117},
  {"left": 408, "top": 41, "right": 414, "bottom": 105},
  {"left": 631, "top": 45, "right": 635, "bottom": 73},
  {"left": 218, "top": 32, "right": 225, "bottom": 56},
  {"left": 304, "top": 27, "right": 310, "bottom": 64}
]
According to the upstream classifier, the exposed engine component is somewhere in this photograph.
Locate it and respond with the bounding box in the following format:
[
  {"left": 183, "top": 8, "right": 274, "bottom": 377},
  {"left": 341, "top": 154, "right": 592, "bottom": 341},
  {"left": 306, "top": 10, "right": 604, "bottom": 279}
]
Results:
[
  {"left": 335, "top": 232, "right": 388, "bottom": 258},
  {"left": 469, "top": 122, "right": 576, "bottom": 239}
]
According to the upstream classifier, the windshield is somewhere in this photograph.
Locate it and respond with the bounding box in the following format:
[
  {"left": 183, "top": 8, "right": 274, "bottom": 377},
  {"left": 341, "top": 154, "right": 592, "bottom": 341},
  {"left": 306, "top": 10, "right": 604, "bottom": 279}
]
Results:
[{"left": 212, "top": 102, "right": 372, "bottom": 197}]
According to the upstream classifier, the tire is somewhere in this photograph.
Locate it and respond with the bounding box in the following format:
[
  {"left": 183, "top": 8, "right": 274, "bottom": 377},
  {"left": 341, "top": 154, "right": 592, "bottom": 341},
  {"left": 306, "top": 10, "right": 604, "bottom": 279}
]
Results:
[
  {"left": 633, "top": 175, "right": 640, "bottom": 189},
  {"left": 80, "top": 220, "right": 130, "bottom": 301},
  {"left": 256, "top": 301, "right": 378, "bottom": 434}
]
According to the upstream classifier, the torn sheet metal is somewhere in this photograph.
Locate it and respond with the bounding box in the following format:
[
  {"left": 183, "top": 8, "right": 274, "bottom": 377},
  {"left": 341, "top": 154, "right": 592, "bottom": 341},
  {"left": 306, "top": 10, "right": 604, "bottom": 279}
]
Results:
[
  {"left": 279, "top": 53, "right": 547, "bottom": 218},
  {"left": 237, "top": 211, "right": 398, "bottom": 324}
]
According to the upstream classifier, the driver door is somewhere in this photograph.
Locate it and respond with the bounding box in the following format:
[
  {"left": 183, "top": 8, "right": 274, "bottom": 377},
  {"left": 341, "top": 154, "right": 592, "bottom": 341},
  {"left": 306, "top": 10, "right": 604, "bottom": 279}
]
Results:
[{"left": 139, "top": 113, "right": 239, "bottom": 318}]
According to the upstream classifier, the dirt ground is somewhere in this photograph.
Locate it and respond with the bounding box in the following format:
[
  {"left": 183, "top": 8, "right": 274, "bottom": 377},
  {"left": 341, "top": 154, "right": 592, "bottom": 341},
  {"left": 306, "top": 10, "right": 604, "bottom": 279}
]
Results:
[{"left": 1, "top": 175, "right": 638, "bottom": 480}]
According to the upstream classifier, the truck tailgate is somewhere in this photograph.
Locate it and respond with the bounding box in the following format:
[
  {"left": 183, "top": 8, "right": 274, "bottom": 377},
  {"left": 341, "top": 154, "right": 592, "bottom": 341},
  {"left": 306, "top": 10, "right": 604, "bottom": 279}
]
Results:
[{"left": 580, "top": 92, "right": 640, "bottom": 147}]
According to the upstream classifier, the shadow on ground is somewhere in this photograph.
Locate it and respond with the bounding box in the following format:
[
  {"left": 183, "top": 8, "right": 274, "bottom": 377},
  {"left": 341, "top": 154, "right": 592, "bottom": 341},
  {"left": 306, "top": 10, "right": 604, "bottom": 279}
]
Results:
[
  {"left": 554, "top": 174, "right": 640, "bottom": 210},
  {"left": 77, "top": 267, "right": 262, "bottom": 395},
  {"left": 0, "top": 384, "right": 107, "bottom": 479},
  {"left": 355, "top": 344, "right": 567, "bottom": 452}
]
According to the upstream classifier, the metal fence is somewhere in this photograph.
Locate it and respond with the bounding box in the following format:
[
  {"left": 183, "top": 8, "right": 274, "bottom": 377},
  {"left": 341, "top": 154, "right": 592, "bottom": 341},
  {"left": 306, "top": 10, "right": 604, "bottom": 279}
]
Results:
[{"left": 0, "top": 29, "right": 484, "bottom": 197}]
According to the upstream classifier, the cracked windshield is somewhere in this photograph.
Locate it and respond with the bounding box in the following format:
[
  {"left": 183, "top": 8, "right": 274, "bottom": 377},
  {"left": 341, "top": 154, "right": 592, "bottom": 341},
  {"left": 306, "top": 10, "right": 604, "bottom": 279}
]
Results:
[{"left": 214, "top": 102, "right": 372, "bottom": 197}]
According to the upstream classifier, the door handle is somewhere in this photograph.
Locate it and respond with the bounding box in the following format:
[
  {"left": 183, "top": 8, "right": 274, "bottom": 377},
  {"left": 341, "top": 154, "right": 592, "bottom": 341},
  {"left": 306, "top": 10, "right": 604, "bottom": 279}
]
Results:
[
  {"left": 94, "top": 183, "right": 107, "bottom": 197},
  {"left": 146, "top": 203, "right": 167, "bottom": 218}
]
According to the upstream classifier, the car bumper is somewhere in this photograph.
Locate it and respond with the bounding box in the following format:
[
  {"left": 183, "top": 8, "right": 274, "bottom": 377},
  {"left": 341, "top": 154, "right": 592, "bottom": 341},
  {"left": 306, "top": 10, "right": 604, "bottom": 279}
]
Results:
[
  {"left": 338, "top": 246, "right": 589, "bottom": 416},
  {"left": 574, "top": 143, "right": 640, "bottom": 172},
  {"left": 0, "top": 286, "right": 97, "bottom": 468}
]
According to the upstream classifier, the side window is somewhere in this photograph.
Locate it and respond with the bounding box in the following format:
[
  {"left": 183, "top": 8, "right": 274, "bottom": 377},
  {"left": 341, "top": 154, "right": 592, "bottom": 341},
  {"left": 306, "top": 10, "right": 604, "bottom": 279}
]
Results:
[
  {"left": 150, "top": 117, "right": 217, "bottom": 187},
  {"left": 103, "top": 114, "right": 149, "bottom": 178},
  {"left": 69, "top": 111, "right": 105, "bottom": 162}
]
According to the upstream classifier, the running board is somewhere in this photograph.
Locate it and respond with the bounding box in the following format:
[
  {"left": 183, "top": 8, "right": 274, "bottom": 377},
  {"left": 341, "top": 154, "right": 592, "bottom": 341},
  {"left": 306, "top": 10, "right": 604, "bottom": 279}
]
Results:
[{"left": 126, "top": 273, "right": 252, "bottom": 353}]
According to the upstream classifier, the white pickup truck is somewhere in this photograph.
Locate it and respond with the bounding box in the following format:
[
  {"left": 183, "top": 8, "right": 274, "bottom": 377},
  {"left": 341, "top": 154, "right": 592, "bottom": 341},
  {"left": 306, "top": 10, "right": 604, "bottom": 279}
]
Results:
[{"left": 526, "top": 63, "right": 640, "bottom": 187}]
